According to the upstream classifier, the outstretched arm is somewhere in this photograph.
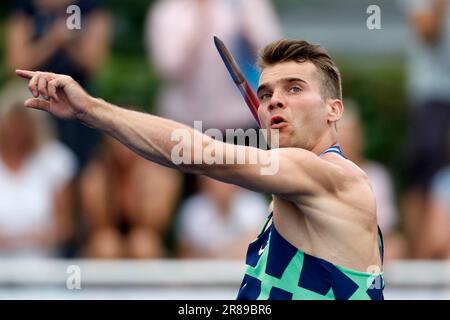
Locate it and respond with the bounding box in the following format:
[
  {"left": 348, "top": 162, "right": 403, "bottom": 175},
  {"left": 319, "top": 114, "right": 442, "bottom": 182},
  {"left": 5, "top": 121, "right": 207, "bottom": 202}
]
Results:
[{"left": 16, "top": 70, "right": 346, "bottom": 197}]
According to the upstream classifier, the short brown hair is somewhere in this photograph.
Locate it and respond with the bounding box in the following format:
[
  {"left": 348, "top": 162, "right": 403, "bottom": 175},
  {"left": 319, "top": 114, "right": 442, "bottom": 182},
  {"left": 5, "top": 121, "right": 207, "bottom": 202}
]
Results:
[{"left": 258, "top": 39, "right": 342, "bottom": 100}]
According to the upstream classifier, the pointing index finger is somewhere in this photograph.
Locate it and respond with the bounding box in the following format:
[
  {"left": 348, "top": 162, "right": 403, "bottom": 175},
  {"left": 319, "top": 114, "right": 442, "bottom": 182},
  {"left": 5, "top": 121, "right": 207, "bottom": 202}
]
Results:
[{"left": 15, "top": 69, "right": 36, "bottom": 79}]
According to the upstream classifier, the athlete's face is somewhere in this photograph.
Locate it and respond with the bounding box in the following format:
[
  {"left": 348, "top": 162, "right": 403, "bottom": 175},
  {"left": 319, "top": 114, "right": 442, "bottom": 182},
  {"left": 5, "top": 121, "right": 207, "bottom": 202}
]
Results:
[{"left": 257, "top": 61, "right": 336, "bottom": 150}]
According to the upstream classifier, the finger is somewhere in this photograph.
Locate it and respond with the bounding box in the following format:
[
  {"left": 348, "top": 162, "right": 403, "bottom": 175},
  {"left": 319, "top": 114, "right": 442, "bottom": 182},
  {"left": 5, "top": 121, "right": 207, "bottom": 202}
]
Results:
[
  {"left": 51, "top": 76, "right": 73, "bottom": 93},
  {"left": 24, "top": 98, "right": 51, "bottom": 112},
  {"left": 28, "top": 74, "right": 40, "bottom": 98},
  {"left": 52, "top": 75, "right": 72, "bottom": 87},
  {"left": 15, "top": 69, "right": 36, "bottom": 79},
  {"left": 47, "top": 79, "right": 59, "bottom": 101},
  {"left": 37, "top": 76, "right": 49, "bottom": 99}
]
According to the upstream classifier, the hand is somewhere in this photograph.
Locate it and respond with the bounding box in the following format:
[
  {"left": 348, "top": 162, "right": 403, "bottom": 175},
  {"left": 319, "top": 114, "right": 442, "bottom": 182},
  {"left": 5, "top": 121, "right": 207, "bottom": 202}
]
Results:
[
  {"left": 15, "top": 70, "right": 91, "bottom": 121},
  {"left": 47, "top": 18, "right": 74, "bottom": 46}
]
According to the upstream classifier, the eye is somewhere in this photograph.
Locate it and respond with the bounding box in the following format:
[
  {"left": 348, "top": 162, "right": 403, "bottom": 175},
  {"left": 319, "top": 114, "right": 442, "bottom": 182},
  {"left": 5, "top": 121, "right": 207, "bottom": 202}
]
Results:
[
  {"left": 289, "top": 86, "right": 302, "bottom": 94},
  {"left": 259, "top": 93, "right": 272, "bottom": 101}
]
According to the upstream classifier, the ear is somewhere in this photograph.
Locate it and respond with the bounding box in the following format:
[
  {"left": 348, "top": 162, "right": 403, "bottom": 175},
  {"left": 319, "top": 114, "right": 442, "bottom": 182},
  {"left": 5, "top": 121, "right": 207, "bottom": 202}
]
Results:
[{"left": 327, "top": 99, "right": 344, "bottom": 123}]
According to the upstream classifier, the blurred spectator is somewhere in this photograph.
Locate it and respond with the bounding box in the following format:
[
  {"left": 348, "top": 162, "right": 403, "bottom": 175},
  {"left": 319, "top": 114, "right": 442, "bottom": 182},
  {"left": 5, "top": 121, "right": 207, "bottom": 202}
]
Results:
[
  {"left": 0, "top": 81, "right": 77, "bottom": 258},
  {"left": 79, "top": 135, "right": 182, "bottom": 259},
  {"left": 6, "top": 0, "right": 112, "bottom": 170},
  {"left": 339, "top": 100, "right": 407, "bottom": 260},
  {"left": 175, "top": 176, "right": 268, "bottom": 259},
  {"left": 145, "top": 0, "right": 282, "bottom": 131},
  {"left": 399, "top": 0, "right": 450, "bottom": 258},
  {"left": 418, "top": 131, "right": 450, "bottom": 258}
]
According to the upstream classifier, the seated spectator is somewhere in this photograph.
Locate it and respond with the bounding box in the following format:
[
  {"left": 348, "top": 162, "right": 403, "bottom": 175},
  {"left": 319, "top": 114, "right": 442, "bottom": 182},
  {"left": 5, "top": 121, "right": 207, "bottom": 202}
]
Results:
[
  {"left": 0, "top": 81, "right": 77, "bottom": 258},
  {"left": 339, "top": 100, "right": 407, "bottom": 260},
  {"left": 175, "top": 176, "right": 268, "bottom": 259},
  {"left": 79, "top": 134, "right": 182, "bottom": 259}
]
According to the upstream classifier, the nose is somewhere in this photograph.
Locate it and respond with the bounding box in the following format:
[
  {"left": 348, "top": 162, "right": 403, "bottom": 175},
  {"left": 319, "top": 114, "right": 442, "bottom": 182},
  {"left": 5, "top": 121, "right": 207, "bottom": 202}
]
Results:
[{"left": 268, "top": 90, "right": 286, "bottom": 111}]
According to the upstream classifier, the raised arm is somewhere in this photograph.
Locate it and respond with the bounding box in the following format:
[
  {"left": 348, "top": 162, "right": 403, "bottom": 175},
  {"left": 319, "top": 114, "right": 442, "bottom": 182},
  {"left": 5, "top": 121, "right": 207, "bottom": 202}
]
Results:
[
  {"left": 6, "top": 14, "right": 70, "bottom": 71},
  {"left": 16, "top": 70, "right": 345, "bottom": 197},
  {"left": 62, "top": 9, "right": 112, "bottom": 75}
]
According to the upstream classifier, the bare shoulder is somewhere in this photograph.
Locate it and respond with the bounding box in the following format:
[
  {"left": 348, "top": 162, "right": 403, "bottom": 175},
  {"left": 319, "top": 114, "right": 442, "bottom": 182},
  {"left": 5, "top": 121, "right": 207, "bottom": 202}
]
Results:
[
  {"left": 319, "top": 153, "right": 377, "bottom": 214},
  {"left": 269, "top": 147, "right": 375, "bottom": 201},
  {"left": 321, "top": 154, "right": 377, "bottom": 217},
  {"left": 322, "top": 153, "right": 370, "bottom": 186}
]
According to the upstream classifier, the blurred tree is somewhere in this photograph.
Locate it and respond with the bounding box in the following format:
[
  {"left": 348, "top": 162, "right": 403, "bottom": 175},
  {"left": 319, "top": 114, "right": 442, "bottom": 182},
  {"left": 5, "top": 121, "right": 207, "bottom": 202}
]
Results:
[{"left": 91, "top": 0, "right": 159, "bottom": 111}]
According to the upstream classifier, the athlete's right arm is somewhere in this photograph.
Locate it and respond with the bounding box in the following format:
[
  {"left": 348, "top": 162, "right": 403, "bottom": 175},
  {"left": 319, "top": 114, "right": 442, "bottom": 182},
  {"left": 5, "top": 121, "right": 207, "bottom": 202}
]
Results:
[{"left": 16, "top": 70, "right": 348, "bottom": 198}]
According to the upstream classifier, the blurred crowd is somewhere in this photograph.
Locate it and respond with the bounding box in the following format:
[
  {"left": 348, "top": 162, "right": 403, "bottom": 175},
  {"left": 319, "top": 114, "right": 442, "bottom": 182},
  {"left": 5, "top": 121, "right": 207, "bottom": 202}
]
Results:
[{"left": 0, "top": 0, "right": 449, "bottom": 262}]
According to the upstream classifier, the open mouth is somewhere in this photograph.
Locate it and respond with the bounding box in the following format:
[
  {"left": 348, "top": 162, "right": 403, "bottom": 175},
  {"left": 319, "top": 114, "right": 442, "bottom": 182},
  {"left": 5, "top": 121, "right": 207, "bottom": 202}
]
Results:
[{"left": 270, "top": 116, "right": 288, "bottom": 129}]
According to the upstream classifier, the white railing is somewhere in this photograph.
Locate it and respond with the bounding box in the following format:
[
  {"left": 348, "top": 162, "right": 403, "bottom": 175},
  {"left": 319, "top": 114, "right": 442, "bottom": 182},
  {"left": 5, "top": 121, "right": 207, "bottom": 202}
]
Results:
[{"left": 0, "top": 259, "right": 449, "bottom": 299}]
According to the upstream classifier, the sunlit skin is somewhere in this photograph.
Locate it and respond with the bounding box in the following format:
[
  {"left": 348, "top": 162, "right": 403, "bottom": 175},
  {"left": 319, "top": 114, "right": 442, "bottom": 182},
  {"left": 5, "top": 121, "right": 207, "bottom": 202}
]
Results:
[{"left": 257, "top": 61, "right": 342, "bottom": 152}]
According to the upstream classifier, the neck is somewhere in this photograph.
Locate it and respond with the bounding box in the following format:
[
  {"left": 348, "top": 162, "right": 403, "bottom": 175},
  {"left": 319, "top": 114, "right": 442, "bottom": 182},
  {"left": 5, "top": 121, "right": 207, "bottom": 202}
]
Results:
[
  {"left": 310, "top": 129, "right": 339, "bottom": 156},
  {"left": 0, "top": 146, "right": 27, "bottom": 172}
]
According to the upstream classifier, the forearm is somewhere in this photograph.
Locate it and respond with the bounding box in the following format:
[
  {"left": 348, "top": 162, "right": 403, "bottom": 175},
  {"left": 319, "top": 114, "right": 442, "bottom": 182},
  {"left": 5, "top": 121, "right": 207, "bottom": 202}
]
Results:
[
  {"left": 63, "top": 11, "right": 111, "bottom": 74},
  {"left": 7, "top": 19, "right": 60, "bottom": 70},
  {"left": 8, "top": 37, "right": 61, "bottom": 71},
  {"left": 80, "top": 98, "right": 207, "bottom": 171}
]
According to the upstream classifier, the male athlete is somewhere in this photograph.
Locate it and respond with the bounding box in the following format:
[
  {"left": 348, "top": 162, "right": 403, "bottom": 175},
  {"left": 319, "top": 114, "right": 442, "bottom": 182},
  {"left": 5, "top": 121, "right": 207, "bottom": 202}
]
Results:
[{"left": 16, "top": 39, "right": 384, "bottom": 300}]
